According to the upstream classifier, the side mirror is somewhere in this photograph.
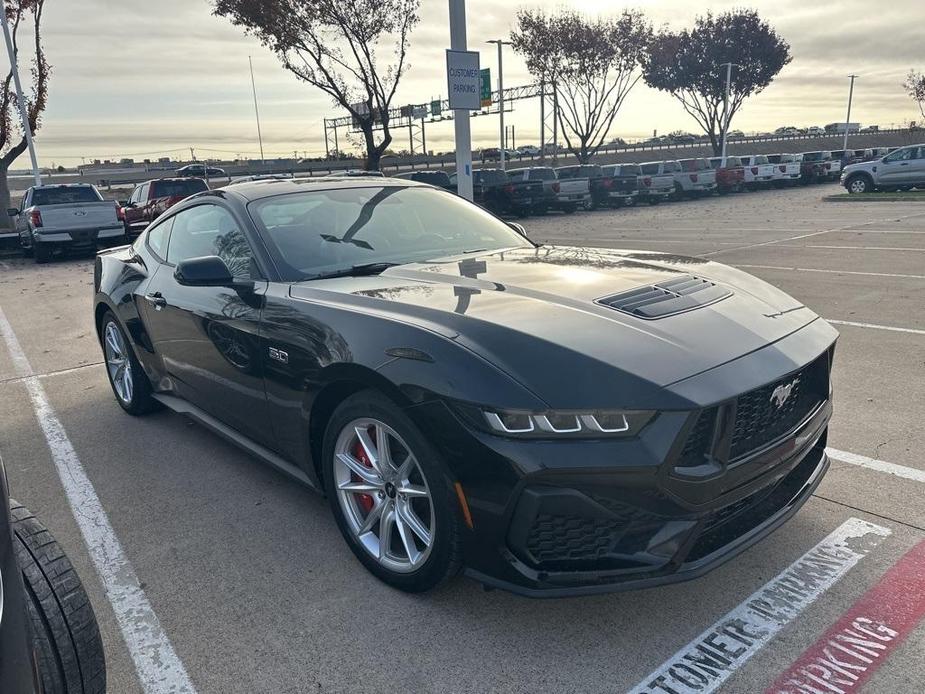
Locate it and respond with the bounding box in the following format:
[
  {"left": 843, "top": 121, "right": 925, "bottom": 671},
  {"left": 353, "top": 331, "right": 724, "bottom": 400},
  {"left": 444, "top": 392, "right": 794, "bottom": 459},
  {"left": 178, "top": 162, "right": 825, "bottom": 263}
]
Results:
[
  {"left": 508, "top": 222, "right": 528, "bottom": 237},
  {"left": 174, "top": 255, "right": 252, "bottom": 291},
  {"left": 7, "top": 207, "right": 18, "bottom": 217}
]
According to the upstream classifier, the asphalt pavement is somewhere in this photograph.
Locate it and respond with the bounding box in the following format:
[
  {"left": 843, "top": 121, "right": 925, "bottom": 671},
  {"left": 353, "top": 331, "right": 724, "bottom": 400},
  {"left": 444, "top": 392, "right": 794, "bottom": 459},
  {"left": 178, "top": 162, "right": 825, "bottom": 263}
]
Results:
[{"left": 0, "top": 184, "right": 923, "bottom": 693}]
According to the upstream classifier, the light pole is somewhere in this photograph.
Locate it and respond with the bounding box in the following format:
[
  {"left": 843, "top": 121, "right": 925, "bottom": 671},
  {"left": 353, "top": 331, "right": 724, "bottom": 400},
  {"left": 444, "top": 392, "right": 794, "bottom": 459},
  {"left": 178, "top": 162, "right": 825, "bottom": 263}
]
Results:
[
  {"left": 0, "top": 6, "right": 40, "bottom": 185},
  {"left": 719, "top": 62, "right": 740, "bottom": 167},
  {"left": 487, "top": 39, "right": 512, "bottom": 169},
  {"left": 843, "top": 74, "right": 858, "bottom": 151},
  {"left": 449, "top": 0, "right": 474, "bottom": 201},
  {"left": 249, "top": 56, "right": 266, "bottom": 164}
]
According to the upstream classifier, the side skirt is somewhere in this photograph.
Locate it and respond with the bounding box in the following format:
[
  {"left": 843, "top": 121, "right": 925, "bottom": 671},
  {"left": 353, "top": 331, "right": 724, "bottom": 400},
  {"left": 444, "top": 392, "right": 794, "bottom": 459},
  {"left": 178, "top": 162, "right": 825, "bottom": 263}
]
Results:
[{"left": 151, "top": 393, "right": 319, "bottom": 492}]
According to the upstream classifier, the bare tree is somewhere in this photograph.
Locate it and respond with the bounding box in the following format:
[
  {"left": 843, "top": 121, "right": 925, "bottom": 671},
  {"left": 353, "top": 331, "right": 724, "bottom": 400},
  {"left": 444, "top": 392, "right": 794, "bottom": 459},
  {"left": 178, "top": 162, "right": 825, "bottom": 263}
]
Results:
[
  {"left": 643, "top": 10, "right": 791, "bottom": 156},
  {"left": 212, "top": 0, "right": 420, "bottom": 171},
  {"left": 903, "top": 69, "right": 925, "bottom": 121},
  {"left": 511, "top": 9, "right": 651, "bottom": 163},
  {"left": 0, "top": 0, "right": 50, "bottom": 229}
]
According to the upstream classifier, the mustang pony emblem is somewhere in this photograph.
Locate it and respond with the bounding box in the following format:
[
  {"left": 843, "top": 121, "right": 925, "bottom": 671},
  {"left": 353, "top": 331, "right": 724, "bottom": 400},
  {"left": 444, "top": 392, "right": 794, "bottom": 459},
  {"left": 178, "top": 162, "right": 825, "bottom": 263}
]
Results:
[{"left": 770, "top": 378, "right": 799, "bottom": 409}]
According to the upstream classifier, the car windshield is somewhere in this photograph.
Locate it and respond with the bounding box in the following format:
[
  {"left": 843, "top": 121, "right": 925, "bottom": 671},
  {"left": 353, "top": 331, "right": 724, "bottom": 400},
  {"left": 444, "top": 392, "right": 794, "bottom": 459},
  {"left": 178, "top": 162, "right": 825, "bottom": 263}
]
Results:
[
  {"left": 248, "top": 186, "right": 532, "bottom": 281},
  {"left": 31, "top": 186, "right": 101, "bottom": 205},
  {"left": 618, "top": 164, "right": 641, "bottom": 176},
  {"left": 527, "top": 168, "right": 556, "bottom": 181},
  {"left": 153, "top": 180, "right": 209, "bottom": 197},
  {"left": 662, "top": 161, "right": 681, "bottom": 173},
  {"left": 474, "top": 169, "right": 506, "bottom": 185},
  {"left": 679, "top": 159, "right": 707, "bottom": 171},
  {"left": 803, "top": 152, "right": 825, "bottom": 162},
  {"left": 640, "top": 163, "right": 660, "bottom": 174},
  {"left": 754, "top": 155, "right": 769, "bottom": 164}
]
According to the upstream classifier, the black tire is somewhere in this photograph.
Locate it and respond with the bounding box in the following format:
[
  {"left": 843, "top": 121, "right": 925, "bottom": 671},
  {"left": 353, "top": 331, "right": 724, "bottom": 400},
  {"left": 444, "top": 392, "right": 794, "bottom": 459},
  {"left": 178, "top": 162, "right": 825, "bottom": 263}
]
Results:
[
  {"left": 11, "top": 501, "right": 106, "bottom": 694},
  {"left": 22, "top": 243, "right": 33, "bottom": 258},
  {"left": 648, "top": 197, "right": 661, "bottom": 206},
  {"left": 34, "top": 243, "right": 51, "bottom": 264},
  {"left": 562, "top": 203, "right": 576, "bottom": 214},
  {"left": 322, "top": 390, "right": 463, "bottom": 593},
  {"left": 673, "top": 182, "right": 685, "bottom": 200},
  {"left": 100, "top": 311, "right": 160, "bottom": 415},
  {"left": 845, "top": 174, "right": 872, "bottom": 194}
]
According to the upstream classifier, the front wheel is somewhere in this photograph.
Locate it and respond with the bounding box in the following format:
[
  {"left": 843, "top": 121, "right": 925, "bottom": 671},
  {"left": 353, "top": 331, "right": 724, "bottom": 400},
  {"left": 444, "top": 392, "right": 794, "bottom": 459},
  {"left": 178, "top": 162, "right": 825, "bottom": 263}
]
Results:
[
  {"left": 323, "top": 391, "right": 462, "bottom": 592},
  {"left": 101, "top": 311, "right": 160, "bottom": 415},
  {"left": 846, "top": 175, "right": 872, "bottom": 194}
]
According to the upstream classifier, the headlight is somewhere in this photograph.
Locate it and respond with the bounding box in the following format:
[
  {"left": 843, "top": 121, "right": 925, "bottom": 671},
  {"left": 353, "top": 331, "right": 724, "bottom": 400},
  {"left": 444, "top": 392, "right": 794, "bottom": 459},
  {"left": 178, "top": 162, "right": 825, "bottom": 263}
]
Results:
[{"left": 454, "top": 403, "right": 655, "bottom": 438}]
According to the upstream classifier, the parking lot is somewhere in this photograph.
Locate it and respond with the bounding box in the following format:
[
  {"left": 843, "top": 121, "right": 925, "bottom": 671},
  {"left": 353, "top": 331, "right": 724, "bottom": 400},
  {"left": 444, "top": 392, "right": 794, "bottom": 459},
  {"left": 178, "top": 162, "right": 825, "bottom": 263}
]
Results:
[{"left": 1, "top": 183, "right": 924, "bottom": 693}]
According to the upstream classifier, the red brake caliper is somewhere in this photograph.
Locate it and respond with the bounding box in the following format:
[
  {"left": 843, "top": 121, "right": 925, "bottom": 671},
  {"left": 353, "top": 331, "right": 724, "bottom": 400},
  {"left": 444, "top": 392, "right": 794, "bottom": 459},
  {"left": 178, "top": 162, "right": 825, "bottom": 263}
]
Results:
[{"left": 352, "top": 429, "right": 375, "bottom": 515}]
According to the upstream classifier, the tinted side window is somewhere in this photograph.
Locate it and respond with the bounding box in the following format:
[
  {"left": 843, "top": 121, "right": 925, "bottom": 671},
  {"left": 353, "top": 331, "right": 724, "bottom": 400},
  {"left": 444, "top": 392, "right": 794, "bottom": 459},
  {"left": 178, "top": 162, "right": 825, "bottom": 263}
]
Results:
[
  {"left": 167, "top": 205, "right": 255, "bottom": 279},
  {"left": 146, "top": 217, "right": 173, "bottom": 260},
  {"left": 640, "top": 163, "right": 659, "bottom": 175}
]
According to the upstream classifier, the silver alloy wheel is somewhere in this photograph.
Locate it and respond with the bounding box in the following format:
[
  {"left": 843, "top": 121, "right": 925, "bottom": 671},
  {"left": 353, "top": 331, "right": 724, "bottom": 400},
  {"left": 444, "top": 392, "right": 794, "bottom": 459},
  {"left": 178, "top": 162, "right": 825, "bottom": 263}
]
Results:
[
  {"left": 333, "top": 418, "right": 435, "bottom": 573},
  {"left": 848, "top": 178, "right": 867, "bottom": 194},
  {"left": 104, "top": 321, "right": 133, "bottom": 404}
]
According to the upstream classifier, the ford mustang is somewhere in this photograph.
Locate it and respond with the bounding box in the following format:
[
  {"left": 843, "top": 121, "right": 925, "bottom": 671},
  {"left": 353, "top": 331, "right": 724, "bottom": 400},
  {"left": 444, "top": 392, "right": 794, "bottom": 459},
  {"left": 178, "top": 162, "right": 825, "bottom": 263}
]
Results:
[{"left": 93, "top": 178, "right": 837, "bottom": 596}]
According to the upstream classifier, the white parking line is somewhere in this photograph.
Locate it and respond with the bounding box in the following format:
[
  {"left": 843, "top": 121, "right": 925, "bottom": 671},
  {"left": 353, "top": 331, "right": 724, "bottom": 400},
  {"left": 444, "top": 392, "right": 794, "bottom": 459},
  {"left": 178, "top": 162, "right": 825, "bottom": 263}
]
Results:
[
  {"left": 826, "top": 448, "right": 925, "bottom": 484},
  {"left": 732, "top": 264, "right": 925, "bottom": 280},
  {"left": 0, "top": 306, "right": 196, "bottom": 694},
  {"left": 773, "top": 244, "right": 925, "bottom": 252},
  {"left": 627, "top": 518, "right": 891, "bottom": 694},
  {"left": 826, "top": 319, "right": 925, "bottom": 336}
]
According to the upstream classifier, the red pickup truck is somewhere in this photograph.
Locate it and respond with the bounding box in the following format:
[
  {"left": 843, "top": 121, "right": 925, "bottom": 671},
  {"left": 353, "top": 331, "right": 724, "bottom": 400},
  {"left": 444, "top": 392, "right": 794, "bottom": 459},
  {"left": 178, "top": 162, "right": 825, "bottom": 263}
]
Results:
[
  {"left": 707, "top": 156, "right": 746, "bottom": 194},
  {"left": 122, "top": 178, "right": 208, "bottom": 236}
]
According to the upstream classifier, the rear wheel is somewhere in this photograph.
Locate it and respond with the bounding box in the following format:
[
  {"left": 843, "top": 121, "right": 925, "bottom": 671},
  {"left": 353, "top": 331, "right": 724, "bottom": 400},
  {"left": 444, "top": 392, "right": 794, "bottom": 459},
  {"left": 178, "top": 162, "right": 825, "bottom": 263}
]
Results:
[
  {"left": 12, "top": 501, "right": 106, "bottom": 694},
  {"left": 34, "top": 243, "right": 51, "bottom": 264},
  {"left": 323, "top": 391, "right": 462, "bottom": 592},
  {"left": 561, "top": 203, "right": 577, "bottom": 214},
  {"left": 101, "top": 311, "right": 159, "bottom": 415}
]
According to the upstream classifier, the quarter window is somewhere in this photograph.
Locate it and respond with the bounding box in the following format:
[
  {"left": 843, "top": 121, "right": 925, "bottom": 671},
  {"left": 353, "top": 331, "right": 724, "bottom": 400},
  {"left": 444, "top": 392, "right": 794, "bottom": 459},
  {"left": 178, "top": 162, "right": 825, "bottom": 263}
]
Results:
[
  {"left": 166, "top": 205, "right": 255, "bottom": 279},
  {"left": 145, "top": 217, "right": 173, "bottom": 260}
]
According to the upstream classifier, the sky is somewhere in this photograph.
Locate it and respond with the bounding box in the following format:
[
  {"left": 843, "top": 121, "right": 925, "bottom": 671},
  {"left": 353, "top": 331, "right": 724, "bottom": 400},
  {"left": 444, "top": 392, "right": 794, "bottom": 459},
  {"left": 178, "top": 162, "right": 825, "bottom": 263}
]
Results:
[{"left": 4, "top": 0, "right": 922, "bottom": 168}]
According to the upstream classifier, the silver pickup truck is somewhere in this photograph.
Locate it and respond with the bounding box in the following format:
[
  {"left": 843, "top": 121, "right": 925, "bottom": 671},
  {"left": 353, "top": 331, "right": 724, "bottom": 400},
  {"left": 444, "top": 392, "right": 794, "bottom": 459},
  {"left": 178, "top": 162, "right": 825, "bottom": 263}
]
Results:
[{"left": 8, "top": 184, "right": 124, "bottom": 263}]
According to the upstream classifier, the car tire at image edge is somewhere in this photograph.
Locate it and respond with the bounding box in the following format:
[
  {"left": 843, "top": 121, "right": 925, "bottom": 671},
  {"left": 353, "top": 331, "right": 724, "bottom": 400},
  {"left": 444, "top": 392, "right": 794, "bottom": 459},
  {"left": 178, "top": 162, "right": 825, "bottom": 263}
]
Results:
[
  {"left": 322, "top": 390, "right": 462, "bottom": 593},
  {"left": 11, "top": 500, "right": 106, "bottom": 694}
]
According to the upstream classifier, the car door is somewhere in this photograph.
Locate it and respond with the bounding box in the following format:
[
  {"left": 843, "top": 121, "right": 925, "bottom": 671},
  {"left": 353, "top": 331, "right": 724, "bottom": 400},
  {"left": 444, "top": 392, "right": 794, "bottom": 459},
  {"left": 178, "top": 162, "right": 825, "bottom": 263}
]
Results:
[
  {"left": 879, "top": 147, "right": 914, "bottom": 185},
  {"left": 903, "top": 146, "right": 925, "bottom": 185},
  {"left": 138, "top": 202, "right": 273, "bottom": 446}
]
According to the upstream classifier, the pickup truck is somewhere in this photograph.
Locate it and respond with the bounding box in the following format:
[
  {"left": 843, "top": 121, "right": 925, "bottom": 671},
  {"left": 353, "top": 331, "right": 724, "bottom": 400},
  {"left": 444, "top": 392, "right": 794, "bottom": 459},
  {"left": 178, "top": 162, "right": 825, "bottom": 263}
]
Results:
[
  {"left": 841, "top": 143, "right": 925, "bottom": 194},
  {"left": 8, "top": 184, "right": 124, "bottom": 263},
  {"left": 676, "top": 158, "right": 718, "bottom": 197},
  {"left": 599, "top": 164, "right": 641, "bottom": 206},
  {"left": 638, "top": 162, "right": 676, "bottom": 204},
  {"left": 799, "top": 151, "right": 832, "bottom": 183},
  {"left": 739, "top": 155, "right": 776, "bottom": 189},
  {"left": 766, "top": 154, "right": 803, "bottom": 185},
  {"left": 707, "top": 157, "right": 746, "bottom": 193},
  {"left": 451, "top": 168, "right": 542, "bottom": 217},
  {"left": 122, "top": 177, "right": 209, "bottom": 236},
  {"left": 507, "top": 166, "right": 587, "bottom": 214},
  {"left": 393, "top": 169, "right": 457, "bottom": 192},
  {"left": 555, "top": 164, "right": 624, "bottom": 210}
]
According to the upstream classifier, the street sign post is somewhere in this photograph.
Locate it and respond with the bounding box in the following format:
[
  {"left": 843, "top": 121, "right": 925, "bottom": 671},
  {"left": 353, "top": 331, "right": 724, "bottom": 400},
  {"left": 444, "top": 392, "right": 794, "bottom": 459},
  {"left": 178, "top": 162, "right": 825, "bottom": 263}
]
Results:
[
  {"left": 446, "top": 49, "right": 481, "bottom": 111},
  {"left": 480, "top": 68, "right": 492, "bottom": 108}
]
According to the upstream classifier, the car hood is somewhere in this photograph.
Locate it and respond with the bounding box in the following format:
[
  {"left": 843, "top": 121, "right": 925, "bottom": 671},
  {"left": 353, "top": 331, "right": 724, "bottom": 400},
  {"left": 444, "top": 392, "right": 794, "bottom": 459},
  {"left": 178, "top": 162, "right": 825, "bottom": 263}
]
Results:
[{"left": 290, "top": 246, "right": 823, "bottom": 407}]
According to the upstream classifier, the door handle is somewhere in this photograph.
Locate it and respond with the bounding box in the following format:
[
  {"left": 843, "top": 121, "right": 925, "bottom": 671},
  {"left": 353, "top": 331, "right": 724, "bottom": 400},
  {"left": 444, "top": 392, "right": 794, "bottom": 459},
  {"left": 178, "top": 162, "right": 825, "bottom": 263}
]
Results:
[{"left": 145, "top": 291, "right": 167, "bottom": 308}]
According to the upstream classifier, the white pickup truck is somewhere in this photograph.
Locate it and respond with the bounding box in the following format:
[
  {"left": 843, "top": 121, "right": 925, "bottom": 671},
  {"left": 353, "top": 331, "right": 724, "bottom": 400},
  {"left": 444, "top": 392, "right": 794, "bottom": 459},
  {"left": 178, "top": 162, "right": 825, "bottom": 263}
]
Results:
[
  {"left": 638, "top": 162, "right": 676, "bottom": 204},
  {"left": 766, "top": 153, "right": 803, "bottom": 185},
  {"left": 8, "top": 184, "right": 124, "bottom": 263},
  {"left": 739, "top": 155, "right": 776, "bottom": 189}
]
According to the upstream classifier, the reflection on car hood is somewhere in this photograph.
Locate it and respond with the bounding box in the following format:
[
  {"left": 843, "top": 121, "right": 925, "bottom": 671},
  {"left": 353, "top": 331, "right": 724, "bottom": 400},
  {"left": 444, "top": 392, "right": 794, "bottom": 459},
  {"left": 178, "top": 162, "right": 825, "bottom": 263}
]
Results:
[{"left": 289, "top": 246, "right": 821, "bottom": 400}]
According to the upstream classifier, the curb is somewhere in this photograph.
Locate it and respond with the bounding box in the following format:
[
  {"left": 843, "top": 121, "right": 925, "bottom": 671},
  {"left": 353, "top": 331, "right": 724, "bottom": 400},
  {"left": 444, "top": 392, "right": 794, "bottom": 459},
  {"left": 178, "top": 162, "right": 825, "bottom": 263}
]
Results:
[{"left": 823, "top": 194, "right": 925, "bottom": 203}]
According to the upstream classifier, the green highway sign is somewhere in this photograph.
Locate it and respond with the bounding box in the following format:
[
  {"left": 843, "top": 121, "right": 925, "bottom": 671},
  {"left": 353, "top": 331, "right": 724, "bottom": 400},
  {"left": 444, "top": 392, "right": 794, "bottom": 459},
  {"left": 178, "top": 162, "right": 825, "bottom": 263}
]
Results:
[{"left": 480, "top": 68, "right": 491, "bottom": 107}]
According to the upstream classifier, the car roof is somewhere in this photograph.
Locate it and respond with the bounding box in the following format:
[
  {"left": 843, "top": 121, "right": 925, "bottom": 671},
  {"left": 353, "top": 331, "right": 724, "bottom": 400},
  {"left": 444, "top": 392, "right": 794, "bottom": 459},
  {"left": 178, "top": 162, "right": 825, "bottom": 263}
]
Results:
[
  {"left": 31, "top": 182, "right": 96, "bottom": 189},
  {"left": 218, "top": 176, "right": 424, "bottom": 202}
]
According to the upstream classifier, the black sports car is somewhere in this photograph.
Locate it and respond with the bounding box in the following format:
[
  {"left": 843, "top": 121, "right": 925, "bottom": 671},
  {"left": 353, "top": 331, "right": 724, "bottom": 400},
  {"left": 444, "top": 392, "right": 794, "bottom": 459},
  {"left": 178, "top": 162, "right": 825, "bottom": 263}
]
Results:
[{"left": 93, "top": 178, "right": 837, "bottom": 597}]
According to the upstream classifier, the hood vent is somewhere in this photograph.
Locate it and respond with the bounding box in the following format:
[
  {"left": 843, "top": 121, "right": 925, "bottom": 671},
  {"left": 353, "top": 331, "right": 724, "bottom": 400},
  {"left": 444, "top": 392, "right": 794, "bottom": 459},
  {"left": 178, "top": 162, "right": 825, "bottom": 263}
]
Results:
[{"left": 597, "top": 274, "right": 732, "bottom": 319}]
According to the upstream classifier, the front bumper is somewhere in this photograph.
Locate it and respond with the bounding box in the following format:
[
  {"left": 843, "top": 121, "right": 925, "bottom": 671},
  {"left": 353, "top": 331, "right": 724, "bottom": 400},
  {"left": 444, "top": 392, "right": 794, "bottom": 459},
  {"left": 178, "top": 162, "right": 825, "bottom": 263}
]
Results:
[{"left": 407, "top": 321, "right": 837, "bottom": 597}]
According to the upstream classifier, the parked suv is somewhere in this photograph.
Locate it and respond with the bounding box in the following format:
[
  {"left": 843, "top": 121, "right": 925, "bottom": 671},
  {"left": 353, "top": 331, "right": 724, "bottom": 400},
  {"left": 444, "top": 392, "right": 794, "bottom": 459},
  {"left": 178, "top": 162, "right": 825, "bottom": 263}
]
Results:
[
  {"left": 842, "top": 144, "right": 925, "bottom": 193},
  {"left": 9, "top": 183, "right": 124, "bottom": 263},
  {"left": 123, "top": 177, "right": 209, "bottom": 236},
  {"left": 393, "top": 170, "right": 456, "bottom": 192}
]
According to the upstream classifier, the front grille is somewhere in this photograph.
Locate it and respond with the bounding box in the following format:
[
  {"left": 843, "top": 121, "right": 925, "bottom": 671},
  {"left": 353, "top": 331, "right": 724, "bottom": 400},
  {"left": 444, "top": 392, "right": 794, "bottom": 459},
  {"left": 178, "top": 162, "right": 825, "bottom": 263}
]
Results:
[
  {"left": 729, "top": 355, "right": 828, "bottom": 460},
  {"left": 597, "top": 274, "right": 732, "bottom": 319}
]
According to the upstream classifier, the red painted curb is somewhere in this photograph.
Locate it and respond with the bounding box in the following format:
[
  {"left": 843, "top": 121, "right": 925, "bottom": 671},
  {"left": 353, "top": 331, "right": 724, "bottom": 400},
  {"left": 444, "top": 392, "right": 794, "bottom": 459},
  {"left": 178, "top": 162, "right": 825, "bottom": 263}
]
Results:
[{"left": 766, "top": 539, "right": 925, "bottom": 693}]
